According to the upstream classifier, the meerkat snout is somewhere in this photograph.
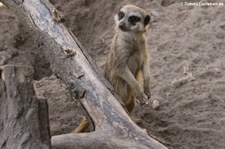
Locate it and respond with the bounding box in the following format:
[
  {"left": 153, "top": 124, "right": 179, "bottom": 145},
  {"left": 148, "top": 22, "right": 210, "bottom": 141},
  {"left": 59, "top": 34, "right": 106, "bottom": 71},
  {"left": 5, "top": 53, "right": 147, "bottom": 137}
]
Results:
[{"left": 118, "top": 22, "right": 127, "bottom": 31}]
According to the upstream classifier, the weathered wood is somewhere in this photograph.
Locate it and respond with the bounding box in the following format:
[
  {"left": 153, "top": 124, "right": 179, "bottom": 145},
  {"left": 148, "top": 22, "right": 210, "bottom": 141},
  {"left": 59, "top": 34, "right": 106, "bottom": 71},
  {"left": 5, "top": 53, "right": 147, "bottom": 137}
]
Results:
[
  {"left": 0, "top": 0, "right": 168, "bottom": 148},
  {"left": 0, "top": 65, "right": 51, "bottom": 149}
]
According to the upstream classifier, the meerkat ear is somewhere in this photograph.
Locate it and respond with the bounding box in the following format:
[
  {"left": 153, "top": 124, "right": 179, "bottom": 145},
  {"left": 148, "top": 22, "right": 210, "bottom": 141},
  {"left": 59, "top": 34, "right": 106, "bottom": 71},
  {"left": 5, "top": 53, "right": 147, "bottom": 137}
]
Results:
[{"left": 144, "top": 15, "right": 150, "bottom": 26}]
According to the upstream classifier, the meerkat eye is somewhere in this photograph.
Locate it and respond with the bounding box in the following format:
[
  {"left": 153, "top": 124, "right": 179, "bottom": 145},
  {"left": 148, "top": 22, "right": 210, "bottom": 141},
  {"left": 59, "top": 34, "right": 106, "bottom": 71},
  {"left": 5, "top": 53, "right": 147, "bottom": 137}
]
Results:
[
  {"left": 128, "top": 16, "right": 141, "bottom": 25},
  {"left": 118, "top": 11, "right": 125, "bottom": 20}
]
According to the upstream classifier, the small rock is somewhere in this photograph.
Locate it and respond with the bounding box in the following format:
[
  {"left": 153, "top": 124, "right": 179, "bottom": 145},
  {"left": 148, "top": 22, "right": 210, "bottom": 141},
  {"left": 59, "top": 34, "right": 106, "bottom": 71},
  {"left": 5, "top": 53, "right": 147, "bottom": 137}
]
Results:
[
  {"left": 152, "top": 100, "right": 160, "bottom": 110},
  {"left": 219, "top": 22, "right": 225, "bottom": 29}
]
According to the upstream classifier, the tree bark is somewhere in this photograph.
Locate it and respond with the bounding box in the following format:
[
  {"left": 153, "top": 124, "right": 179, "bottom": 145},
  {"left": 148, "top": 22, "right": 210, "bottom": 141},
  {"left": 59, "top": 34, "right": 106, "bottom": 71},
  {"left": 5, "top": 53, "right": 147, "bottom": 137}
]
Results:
[
  {"left": 0, "top": 65, "right": 51, "bottom": 149},
  {"left": 0, "top": 0, "right": 168, "bottom": 148}
]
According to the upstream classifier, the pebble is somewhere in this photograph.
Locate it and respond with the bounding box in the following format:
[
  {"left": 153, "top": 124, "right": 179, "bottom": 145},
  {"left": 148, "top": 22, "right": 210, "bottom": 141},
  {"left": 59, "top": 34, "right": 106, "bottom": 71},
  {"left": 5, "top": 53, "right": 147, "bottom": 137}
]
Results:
[
  {"left": 152, "top": 100, "right": 160, "bottom": 110},
  {"left": 219, "top": 22, "right": 225, "bottom": 29}
]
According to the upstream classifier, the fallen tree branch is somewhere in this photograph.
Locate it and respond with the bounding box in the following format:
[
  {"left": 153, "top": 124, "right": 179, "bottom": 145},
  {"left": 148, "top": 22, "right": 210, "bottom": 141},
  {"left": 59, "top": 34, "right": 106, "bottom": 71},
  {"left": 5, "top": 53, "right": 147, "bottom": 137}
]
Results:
[{"left": 0, "top": 0, "right": 168, "bottom": 148}]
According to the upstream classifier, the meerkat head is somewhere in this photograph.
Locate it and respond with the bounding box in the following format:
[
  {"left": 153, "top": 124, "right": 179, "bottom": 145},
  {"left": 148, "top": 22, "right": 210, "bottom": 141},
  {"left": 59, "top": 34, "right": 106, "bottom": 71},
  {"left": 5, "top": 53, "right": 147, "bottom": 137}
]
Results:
[{"left": 114, "top": 5, "right": 150, "bottom": 33}]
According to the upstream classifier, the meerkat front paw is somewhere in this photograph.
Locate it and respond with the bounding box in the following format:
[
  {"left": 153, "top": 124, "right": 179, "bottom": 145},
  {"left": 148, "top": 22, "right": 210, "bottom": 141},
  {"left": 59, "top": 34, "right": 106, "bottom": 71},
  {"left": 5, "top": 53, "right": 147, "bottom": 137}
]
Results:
[
  {"left": 144, "top": 90, "right": 151, "bottom": 100},
  {"left": 144, "top": 86, "right": 151, "bottom": 101},
  {"left": 136, "top": 92, "right": 149, "bottom": 105}
]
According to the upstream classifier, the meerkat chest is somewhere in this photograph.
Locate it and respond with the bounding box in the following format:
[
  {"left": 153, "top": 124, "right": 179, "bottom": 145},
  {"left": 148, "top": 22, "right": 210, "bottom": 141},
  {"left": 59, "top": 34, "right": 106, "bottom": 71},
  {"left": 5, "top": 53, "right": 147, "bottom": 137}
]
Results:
[
  {"left": 117, "top": 33, "right": 146, "bottom": 74},
  {"left": 128, "top": 47, "right": 145, "bottom": 75}
]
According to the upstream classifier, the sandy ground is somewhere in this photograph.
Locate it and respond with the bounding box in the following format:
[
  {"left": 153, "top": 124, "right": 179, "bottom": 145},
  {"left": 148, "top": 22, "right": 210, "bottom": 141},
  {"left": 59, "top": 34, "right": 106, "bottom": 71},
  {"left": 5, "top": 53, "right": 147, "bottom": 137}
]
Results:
[{"left": 1, "top": 0, "right": 225, "bottom": 148}]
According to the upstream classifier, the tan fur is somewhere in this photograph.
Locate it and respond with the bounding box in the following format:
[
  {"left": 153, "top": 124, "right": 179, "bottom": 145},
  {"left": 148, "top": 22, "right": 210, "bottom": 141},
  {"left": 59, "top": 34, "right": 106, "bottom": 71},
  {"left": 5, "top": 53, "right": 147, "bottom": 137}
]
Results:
[
  {"left": 103, "top": 5, "right": 151, "bottom": 113},
  {"left": 73, "top": 116, "right": 89, "bottom": 133}
]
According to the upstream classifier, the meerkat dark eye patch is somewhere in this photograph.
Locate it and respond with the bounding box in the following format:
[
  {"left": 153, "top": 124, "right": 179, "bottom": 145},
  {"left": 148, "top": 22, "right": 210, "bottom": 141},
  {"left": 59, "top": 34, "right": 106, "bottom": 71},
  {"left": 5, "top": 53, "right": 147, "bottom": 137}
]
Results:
[
  {"left": 144, "top": 15, "right": 150, "bottom": 26},
  {"left": 128, "top": 16, "right": 141, "bottom": 25},
  {"left": 118, "top": 11, "right": 125, "bottom": 20}
]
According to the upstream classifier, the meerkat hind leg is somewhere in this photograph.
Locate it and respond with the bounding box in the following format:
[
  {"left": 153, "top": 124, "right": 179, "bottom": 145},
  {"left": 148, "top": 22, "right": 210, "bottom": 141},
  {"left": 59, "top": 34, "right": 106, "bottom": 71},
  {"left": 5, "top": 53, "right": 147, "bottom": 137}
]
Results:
[{"left": 73, "top": 116, "right": 90, "bottom": 133}]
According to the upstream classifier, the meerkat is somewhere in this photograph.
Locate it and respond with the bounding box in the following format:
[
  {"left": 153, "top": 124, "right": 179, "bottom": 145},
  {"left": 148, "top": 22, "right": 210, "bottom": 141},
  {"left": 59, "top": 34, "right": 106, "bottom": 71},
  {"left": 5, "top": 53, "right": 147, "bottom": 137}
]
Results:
[
  {"left": 74, "top": 4, "right": 158, "bottom": 133},
  {"left": 103, "top": 4, "right": 152, "bottom": 113}
]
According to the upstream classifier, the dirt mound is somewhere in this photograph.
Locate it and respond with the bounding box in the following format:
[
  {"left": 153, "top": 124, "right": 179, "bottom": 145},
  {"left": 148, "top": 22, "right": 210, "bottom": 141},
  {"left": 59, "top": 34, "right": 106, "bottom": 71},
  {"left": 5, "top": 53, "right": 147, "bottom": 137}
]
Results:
[{"left": 1, "top": 0, "right": 225, "bottom": 148}]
